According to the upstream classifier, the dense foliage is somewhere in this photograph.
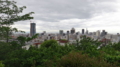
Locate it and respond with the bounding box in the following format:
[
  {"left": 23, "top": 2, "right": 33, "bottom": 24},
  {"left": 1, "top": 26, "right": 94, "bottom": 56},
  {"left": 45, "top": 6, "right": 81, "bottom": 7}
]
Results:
[
  {"left": 0, "top": 61, "right": 4, "bottom": 67},
  {"left": 0, "top": 37, "right": 120, "bottom": 67},
  {"left": 58, "top": 52, "right": 118, "bottom": 67}
]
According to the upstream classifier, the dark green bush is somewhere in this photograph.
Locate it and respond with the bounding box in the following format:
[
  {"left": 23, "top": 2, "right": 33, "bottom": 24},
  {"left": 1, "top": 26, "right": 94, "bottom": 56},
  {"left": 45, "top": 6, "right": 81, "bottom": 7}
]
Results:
[{"left": 58, "top": 52, "right": 119, "bottom": 67}]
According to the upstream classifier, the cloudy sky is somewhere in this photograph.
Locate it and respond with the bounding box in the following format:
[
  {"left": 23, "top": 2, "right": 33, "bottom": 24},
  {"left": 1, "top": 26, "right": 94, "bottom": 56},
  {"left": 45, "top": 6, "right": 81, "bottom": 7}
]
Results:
[{"left": 12, "top": 0, "right": 120, "bottom": 34}]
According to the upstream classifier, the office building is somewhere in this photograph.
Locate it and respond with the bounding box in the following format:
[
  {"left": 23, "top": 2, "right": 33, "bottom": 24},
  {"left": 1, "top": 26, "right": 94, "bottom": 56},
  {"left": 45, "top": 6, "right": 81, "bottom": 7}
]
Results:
[
  {"left": 30, "top": 23, "right": 36, "bottom": 36},
  {"left": 67, "top": 31, "right": 69, "bottom": 34},
  {"left": 59, "top": 30, "right": 63, "bottom": 35},
  {"left": 86, "top": 28, "right": 88, "bottom": 34},
  {"left": 101, "top": 30, "right": 107, "bottom": 36},
  {"left": 96, "top": 30, "right": 100, "bottom": 36},
  {"left": 93, "top": 32, "right": 96, "bottom": 35},
  {"left": 71, "top": 28, "right": 75, "bottom": 34},
  {"left": 67, "top": 30, "right": 69, "bottom": 41},
  {"left": 82, "top": 29, "right": 84, "bottom": 34},
  {"left": 76, "top": 32, "right": 79, "bottom": 35}
]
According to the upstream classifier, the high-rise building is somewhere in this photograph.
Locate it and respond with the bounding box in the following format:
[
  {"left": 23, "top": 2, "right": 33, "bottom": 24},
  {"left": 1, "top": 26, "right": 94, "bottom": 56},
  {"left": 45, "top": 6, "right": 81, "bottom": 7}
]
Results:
[
  {"left": 67, "top": 30, "right": 69, "bottom": 41},
  {"left": 96, "top": 30, "right": 100, "bottom": 36},
  {"left": 86, "top": 28, "right": 88, "bottom": 34},
  {"left": 101, "top": 30, "right": 107, "bottom": 36},
  {"left": 59, "top": 30, "right": 63, "bottom": 35},
  {"left": 82, "top": 29, "right": 84, "bottom": 34},
  {"left": 101, "top": 30, "right": 106, "bottom": 36},
  {"left": 67, "top": 31, "right": 69, "bottom": 34},
  {"left": 30, "top": 23, "right": 36, "bottom": 36},
  {"left": 105, "top": 32, "right": 107, "bottom": 35},
  {"left": 71, "top": 28, "right": 75, "bottom": 34},
  {"left": 76, "top": 32, "right": 80, "bottom": 35},
  {"left": 93, "top": 32, "right": 96, "bottom": 35}
]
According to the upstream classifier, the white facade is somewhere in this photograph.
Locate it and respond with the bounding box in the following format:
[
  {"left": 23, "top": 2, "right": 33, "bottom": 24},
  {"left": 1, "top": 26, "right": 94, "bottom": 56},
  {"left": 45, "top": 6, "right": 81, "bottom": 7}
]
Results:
[{"left": 96, "top": 30, "right": 100, "bottom": 36}]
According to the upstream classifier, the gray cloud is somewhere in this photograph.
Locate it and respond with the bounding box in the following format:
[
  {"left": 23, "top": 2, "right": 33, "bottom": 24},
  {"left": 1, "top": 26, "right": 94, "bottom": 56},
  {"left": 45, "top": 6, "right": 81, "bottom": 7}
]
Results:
[
  {"left": 14, "top": 0, "right": 117, "bottom": 22},
  {"left": 11, "top": 0, "right": 120, "bottom": 34}
]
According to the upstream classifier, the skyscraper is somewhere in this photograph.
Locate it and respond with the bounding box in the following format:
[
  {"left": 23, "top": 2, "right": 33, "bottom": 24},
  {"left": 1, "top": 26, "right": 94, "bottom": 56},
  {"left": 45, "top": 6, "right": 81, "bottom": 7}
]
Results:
[
  {"left": 59, "top": 30, "right": 63, "bottom": 35},
  {"left": 82, "top": 29, "right": 84, "bottom": 34},
  {"left": 71, "top": 28, "right": 75, "bottom": 34},
  {"left": 86, "top": 28, "right": 88, "bottom": 34},
  {"left": 101, "top": 30, "right": 106, "bottom": 36},
  {"left": 96, "top": 30, "right": 100, "bottom": 36},
  {"left": 67, "top": 30, "right": 69, "bottom": 41},
  {"left": 67, "top": 31, "right": 69, "bottom": 34},
  {"left": 30, "top": 23, "right": 36, "bottom": 36}
]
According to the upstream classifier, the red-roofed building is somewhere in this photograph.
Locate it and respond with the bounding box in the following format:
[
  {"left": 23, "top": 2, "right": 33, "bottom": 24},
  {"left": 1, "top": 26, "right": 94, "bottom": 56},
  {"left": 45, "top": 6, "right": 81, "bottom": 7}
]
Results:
[
  {"left": 34, "top": 43, "right": 41, "bottom": 48},
  {"left": 58, "top": 39, "right": 69, "bottom": 45},
  {"left": 100, "top": 38, "right": 111, "bottom": 45}
]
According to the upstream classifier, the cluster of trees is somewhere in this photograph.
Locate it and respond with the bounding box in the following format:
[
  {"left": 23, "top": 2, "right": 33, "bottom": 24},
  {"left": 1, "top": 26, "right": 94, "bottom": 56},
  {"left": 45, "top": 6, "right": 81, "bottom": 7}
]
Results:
[
  {"left": 1, "top": 36, "right": 120, "bottom": 67},
  {"left": 1, "top": 0, "right": 120, "bottom": 67}
]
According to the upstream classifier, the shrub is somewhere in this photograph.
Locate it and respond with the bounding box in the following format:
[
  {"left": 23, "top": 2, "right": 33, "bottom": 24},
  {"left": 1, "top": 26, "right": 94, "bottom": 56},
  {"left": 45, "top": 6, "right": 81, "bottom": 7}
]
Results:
[{"left": 57, "top": 52, "right": 119, "bottom": 67}]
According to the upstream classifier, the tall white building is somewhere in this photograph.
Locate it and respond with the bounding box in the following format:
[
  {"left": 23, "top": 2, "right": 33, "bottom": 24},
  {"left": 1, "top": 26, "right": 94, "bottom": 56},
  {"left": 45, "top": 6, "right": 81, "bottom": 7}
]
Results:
[{"left": 96, "top": 30, "right": 100, "bottom": 36}]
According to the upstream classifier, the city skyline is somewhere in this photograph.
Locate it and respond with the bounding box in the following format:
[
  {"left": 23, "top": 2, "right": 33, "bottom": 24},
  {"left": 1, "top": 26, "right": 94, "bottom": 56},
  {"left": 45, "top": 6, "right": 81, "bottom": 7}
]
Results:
[{"left": 11, "top": 0, "right": 120, "bottom": 34}]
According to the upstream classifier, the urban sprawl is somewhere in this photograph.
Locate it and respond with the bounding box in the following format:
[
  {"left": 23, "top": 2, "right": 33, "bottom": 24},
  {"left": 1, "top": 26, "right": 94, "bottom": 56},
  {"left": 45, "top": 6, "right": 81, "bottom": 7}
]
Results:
[{"left": 9, "top": 23, "right": 120, "bottom": 50}]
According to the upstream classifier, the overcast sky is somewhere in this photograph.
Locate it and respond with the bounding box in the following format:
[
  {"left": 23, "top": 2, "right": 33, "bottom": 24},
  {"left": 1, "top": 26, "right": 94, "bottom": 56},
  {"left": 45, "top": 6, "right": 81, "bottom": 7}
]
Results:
[{"left": 12, "top": 0, "right": 120, "bottom": 34}]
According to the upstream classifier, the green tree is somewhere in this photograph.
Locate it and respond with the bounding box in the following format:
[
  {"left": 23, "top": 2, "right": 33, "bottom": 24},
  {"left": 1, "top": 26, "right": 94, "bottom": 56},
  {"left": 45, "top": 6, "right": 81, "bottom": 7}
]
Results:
[
  {"left": 99, "top": 42, "right": 120, "bottom": 66},
  {"left": 40, "top": 39, "right": 58, "bottom": 48},
  {"left": 0, "top": 61, "right": 4, "bottom": 67},
  {"left": 112, "top": 42, "right": 120, "bottom": 51},
  {"left": 0, "top": 0, "right": 34, "bottom": 42},
  {"left": 58, "top": 52, "right": 118, "bottom": 67},
  {"left": 26, "top": 33, "right": 39, "bottom": 42},
  {"left": 37, "top": 40, "right": 75, "bottom": 67},
  {"left": 75, "top": 35, "right": 101, "bottom": 57},
  {"left": 17, "top": 36, "right": 26, "bottom": 46},
  {"left": 0, "top": 42, "right": 11, "bottom": 60}
]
